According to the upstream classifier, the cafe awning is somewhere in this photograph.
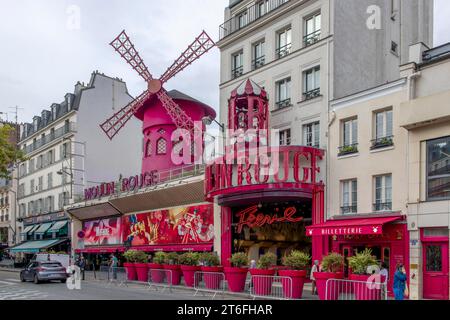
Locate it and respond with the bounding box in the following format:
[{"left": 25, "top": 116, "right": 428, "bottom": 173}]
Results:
[
  {"left": 21, "top": 225, "right": 36, "bottom": 235},
  {"left": 306, "top": 215, "right": 403, "bottom": 237},
  {"left": 34, "top": 223, "right": 53, "bottom": 234},
  {"left": 9, "top": 239, "right": 67, "bottom": 253},
  {"left": 47, "top": 220, "right": 68, "bottom": 234}
]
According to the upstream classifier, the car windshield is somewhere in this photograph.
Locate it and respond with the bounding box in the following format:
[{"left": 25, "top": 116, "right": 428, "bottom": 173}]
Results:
[{"left": 41, "top": 263, "right": 62, "bottom": 268}]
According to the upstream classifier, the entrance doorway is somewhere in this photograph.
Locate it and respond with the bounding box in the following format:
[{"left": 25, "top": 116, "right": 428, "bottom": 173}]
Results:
[{"left": 423, "top": 242, "right": 449, "bottom": 300}]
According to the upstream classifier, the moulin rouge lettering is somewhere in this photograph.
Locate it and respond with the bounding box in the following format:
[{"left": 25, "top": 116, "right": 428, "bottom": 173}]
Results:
[{"left": 236, "top": 205, "right": 303, "bottom": 233}]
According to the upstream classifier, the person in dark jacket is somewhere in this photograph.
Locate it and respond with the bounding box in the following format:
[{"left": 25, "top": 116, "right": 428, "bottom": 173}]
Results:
[{"left": 393, "top": 264, "right": 407, "bottom": 300}]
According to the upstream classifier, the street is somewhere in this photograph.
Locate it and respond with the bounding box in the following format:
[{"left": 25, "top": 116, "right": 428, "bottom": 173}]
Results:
[{"left": 0, "top": 270, "right": 246, "bottom": 300}]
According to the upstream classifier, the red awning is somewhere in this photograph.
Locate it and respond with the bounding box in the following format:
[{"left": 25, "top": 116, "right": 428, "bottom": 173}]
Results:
[
  {"left": 75, "top": 244, "right": 213, "bottom": 254},
  {"left": 306, "top": 216, "right": 403, "bottom": 236},
  {"left": 75, "top": 246, "right": 125, "bottom": 254}
]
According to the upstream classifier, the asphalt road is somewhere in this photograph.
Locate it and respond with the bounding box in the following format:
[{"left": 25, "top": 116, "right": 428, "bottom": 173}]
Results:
[{"left": 0, "top": 270, "right": 246, "bottom": 300}]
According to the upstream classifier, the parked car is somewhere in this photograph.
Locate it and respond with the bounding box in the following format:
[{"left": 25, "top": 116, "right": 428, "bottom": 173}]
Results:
[{"left": 20, "top": 261, "right": 68, "bottom": 284}]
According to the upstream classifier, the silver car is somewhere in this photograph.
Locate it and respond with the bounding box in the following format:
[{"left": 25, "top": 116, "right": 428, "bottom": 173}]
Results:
[{"left": 20, "top": 261, "right": 68, "bottom": 284}]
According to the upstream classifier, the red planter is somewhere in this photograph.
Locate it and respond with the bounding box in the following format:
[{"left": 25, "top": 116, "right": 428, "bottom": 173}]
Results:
[
  {"left": 163, "top": 264, "right": 182, "bottom": 285},
  {"left": 224, "top": 267, "right": 248, "bottom": 293},
  {"left": 250, "top": 269, "right": 276, "bottom": 296},
  {"left": 123, "top": 263, "right": 137, "bottom": 281},
  {"left": 181, "top": 265, "right": 201, "bottom": 287},
  {"left": 278, "top": 270, "right": 307, "bottom": 299},
  {"left": 349, "top": 274, "right": 384, "bottom": 300},
  {"left": 201, "top": 266, "right": 224, "bottom": 290},
  {"left": 148, "top": 263, "right": 164, "bottom": 283},
  {"left": 314, "top": 272, "right": 344, "bottom": 300},
  {"left": 134, "top": 263, "right": 149, "bottom": 282}
]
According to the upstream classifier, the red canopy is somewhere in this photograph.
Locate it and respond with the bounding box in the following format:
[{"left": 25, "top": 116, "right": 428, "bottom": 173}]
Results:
[{"left": 306, "top": 216, "right": 403, "bottom": 236}]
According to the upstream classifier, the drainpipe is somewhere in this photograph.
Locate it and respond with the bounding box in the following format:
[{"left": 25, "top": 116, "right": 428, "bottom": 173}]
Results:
[{"left": 406, "top": 71, "right": 421, "bottom": 101}]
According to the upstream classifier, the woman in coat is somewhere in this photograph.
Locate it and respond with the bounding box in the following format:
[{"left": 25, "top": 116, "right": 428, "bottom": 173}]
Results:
[{"left": 393, "top": 264, "right": 407, "bottom": 300}]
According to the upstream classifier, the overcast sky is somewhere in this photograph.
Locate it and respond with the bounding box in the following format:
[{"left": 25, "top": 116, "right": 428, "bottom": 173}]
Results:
[{"left": 0, "top": 0, "right": 449, "bottom": 124}]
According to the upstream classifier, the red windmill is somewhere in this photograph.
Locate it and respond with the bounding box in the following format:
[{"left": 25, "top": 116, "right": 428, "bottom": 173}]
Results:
[{"left": 100, "top": 30, "right": 217, "bottom": 173}]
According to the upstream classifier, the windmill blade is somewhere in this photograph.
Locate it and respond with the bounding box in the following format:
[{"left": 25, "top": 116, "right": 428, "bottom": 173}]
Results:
[
  {"left": 100, "top": 90, "right": 151, "bottom": 140},
  {"left": 159, "top": 31, "right": 216, "bottom": 84},
  {"left": 156, "top": 89, "right": 195, "bottom": 135},
  {"left": 110, "top": 30, "right": 153, "bottom": 82}
]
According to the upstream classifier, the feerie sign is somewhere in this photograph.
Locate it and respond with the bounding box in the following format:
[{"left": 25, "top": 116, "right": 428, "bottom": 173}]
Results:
[{"left": 84, "top": 170, "right": 159, "bottom": 201}]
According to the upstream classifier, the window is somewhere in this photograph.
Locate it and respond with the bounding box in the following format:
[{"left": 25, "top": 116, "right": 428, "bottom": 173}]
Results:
[
  {"left": 19, "top": 163, "right": 27, "bottom": 177},
  {"left": 303, "top": 66, "right": 321, "bottom": 100},
  {"left": 30, "top": 179, "right": 35, "bottom": 194},
  {"left": 275, "top": 77, "right": 291, "bottom": 109},
  {"left": 156, "top": 138, "right": 167, "bottom": 155},
  {"left": 237, "top": 10, "right": 247, "bottom": 29},
  {"left": 303, "top": 122, "right": 320, "bottom": 148},
  {"left": 145, "top": 140, "right": 152, "bottom": 157},
  {"left": 38, "top": 176, "right": 43, "bottom": 191},
  {"left": 391, "top": 41, "right": 398, "bottom": 55},
  {"left": 339, "top": 118, "right": 358, "bottom": 156},
  {"left": 427, "top": 136, "right": 450, "bottom": 200},
  {"left": 372, "top": 109, "right": 393, "bottom": 149},
  {"left": 276, "top": 27, "right": 292, "bottom": 58},
  {"left": 47, "top": 150, "right": 54, "bottom": 165},
  {"left": 278, "top": 129, "right": 291, "bottom": 146},
  {"left": 48, "top": 172, "right": 53, "bottom": 189},
  {"left": 304, "top": 12, "right": 321, "bottom": 46},
  {"left": 29, "top": 159, "right": 35, "bottom": 174},
  {"left": 257, "top": 0, "right": 270, "bottom": 17},
  {"left": 231, "top": 51, "right": 244, "bottom": 79},
  {"left": 342, "top": 180, "right": 357, "bottom": 214},
  {"left": 252, "top": 40, "right": 265, "bottom": 70},
  {"left": 374, "top": 174, "right": 392, "bottom": 211},
  {"left": 28, "top": 202, "right": 33, "bottom": 216},
  {"left": 18, "top": 184, "right": 25, "bottom": 198}
]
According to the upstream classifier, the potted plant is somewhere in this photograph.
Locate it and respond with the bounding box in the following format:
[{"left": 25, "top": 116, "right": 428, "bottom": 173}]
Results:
[
  {"left": 200, "top": 252, "right": 223, "bottom": 290},
  {"left": 163, "top": 252, "right": 182, "bottom": 286},
  {"left": 347, "top": 249, "right": 380, "bottom": 300},
  {"left": 123, "top": 250, "right": 138, "bottom": 281},
  {"left": 249, "top": 252, "right": 277, "bottom": 296},
  {"left": 133, "top": 250, "right": 149, "bottom": 282},
  {"left": 148, "top": 252, "right": 166, "bottom": 283},
  {"left": 314, "top": 252, "right": 345, "bottom": 300},
  {"left": 179, "top": 252, "right": 201, "bottom": 287},
  {"left": 224, "top": 252, "right": 249, "bottom": 293},
  {"left": 279, "top": 251, "right": 310, "bottom": 299}
]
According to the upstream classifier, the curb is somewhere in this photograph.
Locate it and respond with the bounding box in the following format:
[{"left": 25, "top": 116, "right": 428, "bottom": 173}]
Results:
[{"left": 0, "top": 268, "right": 21, "bottom": 273}]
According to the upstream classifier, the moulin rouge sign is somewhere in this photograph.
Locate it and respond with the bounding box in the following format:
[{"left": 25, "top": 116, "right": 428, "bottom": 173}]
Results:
[{"left": 84, "top": 170, "right": 159, "bottom": 201}]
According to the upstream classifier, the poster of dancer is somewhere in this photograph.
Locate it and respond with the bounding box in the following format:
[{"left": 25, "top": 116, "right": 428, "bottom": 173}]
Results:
[{"left": 81, "top": 217, "right": 123, "bottom": 246}]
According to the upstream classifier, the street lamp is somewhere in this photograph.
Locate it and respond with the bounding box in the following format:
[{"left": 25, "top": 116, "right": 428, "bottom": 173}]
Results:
[{"left": 202, "top": 116, "right": 226, "bottom": 158}]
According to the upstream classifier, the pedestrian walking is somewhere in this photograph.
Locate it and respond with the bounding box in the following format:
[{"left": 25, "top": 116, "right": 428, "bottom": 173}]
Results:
[
  {"left": 310, "top": 260, "right": 320, "bottom": 295},
  {"left": 393, "top": 264, "right": 408, "bottom": 300},
  {"left": 79, "top": 256, "right": 86, "bottom": 280},
  {"left": 110, "top": 253, "right": 119, "bottom": 280}
]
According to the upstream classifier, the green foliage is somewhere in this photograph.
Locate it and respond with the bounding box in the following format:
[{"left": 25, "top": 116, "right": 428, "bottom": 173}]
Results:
[
  {"left": 179, "top": 252, "right": 200, "bottom": 266},
  {"left": 0, "top": 124, "right": 26, "bottom": 179},
  {"left": 153, "top": 252, "right": 167, "bottom": 265},
  {"left": 257, "top": 252, "right": 277, "bottom": 269},
  {"left": 347, "top": 249, "right": 378, "bottom": 275},
  {"left": 200, "top": 252, "right": 221, "bottom": 267},
  {"left": 282, "top": 250, "right": 311, "bottom": 270},
  {"left": 229, "top": 252, "right": 248, "bottom": 268},
  {"left": 165, "top": 252, "right": 180, "bottom": 265},
  {"left": 321, "top": 253, "right": 345, "bottom": 273},
  {"left": 123, "top": 250, "right": 147, "bottom": 263}
]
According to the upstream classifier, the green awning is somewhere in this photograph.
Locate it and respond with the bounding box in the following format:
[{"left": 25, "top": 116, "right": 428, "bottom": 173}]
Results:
[
  {"left": 47, "top": 221, "right": 68, "bottom": 233},
  {"left": 21, "top": 225, "right": 35, "bottom": 235},
  {"left": 9, "top": 239, "right": 66, "bottom": 253},
  {"left": 34, "top": 223, "right": 53, "bottom": 234}
]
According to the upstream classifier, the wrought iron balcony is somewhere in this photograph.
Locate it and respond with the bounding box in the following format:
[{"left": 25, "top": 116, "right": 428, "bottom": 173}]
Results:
[
  {"left": 276, "top": 43, "right": 292, "bottom": 59},
  {"left": 231, "top": 66, "right": 244, "bottom": 79},
  {"left": 302, "top": 88, "right": 321, "bottom": 101},
  {"left": 219, "top": 0, "right": 291, "bottom": 40},
  {"left": 371, "top": 135, "right": 394, "bottom": 150},
  {"left": 252, "top": 56, "right": 266, "bottom": 70},
  {"left": 338, "top": 144, "right": 359, "bottom": 157},
  {"left": 373, "top": 202, "right": 392, "bottom": 212},
  {"left": 275, "top": 98, "right": 292, "bottom": 110},
  {"left": 303, "top": 30, "right": 321, "bottom": 47},
  {"left": 341, "top": 205, "right": 357, "bottom": 214},
  {"left": 22, "top": 122, "right": 76, "bottom": 155}
]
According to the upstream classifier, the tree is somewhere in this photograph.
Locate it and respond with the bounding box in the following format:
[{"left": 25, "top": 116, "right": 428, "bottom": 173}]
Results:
[{"left": 0, "top": 124, "right": 25, "bottom": 179}]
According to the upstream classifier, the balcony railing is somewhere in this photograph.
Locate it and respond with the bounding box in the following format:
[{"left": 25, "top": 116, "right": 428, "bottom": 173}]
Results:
[
  {"left": 373, "top": 202, "right": 392, "bottom": 212},
  {"left": 252, "top": 56, "right": 266, "bottom": 70},
  {"left": 341, "top": 205, "right": 357, "bottom": 214},
  {"left": 303, "top": 30, "right": 321, "bottom": 47},
  {"left": 371, "top": 135, "right": 394, "bottom": 150},
  {"left": 338, "top": 144, "right": 359, "bottom": 157},
  {"left": 22, "top": 122, "right": 76, "bottom": 155},
  {"left": 275, "top": 98, "right": 292, "bottom": 110},
  {"left": 302, "top": 88, "right": 321, "bottom": 101},
  {"left": 231, "top": 66, "right": 244, "bottom": 79},
  {"left": 219, "top": 0, "right": 290, "bottom": 40},
  {"left": 276, "top": 43, "right": 292, "bottom": 59}
]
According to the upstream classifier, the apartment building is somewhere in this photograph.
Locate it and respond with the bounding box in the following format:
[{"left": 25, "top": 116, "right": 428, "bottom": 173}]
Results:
[{"left": 12, "top": 71, "right": 142, "bottom": 255}]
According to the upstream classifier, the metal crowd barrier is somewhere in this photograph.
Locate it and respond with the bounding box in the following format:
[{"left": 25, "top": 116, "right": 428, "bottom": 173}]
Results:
[
  {"left": 147, "top": 269, "right": 173, "bottom": 293},
  {"left": 249, "top": 275, "right": 293, "bottom": 300},
  {"left": 193, "top": 272, "right": 226, "bottom": 300},
  {"left": 325, "top": 278, "right": 387, "bottom": 300},
  {"left": 98, "top": 266, "right": 128, "bottom": 288}
]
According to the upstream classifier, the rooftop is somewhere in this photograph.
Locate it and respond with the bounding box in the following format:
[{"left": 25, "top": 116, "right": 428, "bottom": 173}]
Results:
[{"left": 422, "top": 42, "right": 450, "bottom": 63}]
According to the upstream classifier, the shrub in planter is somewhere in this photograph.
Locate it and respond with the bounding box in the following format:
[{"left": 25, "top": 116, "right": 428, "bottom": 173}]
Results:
[
  {"left": 347, "top": 249, "right": 381, "bottom": 300},
  {"left": 123, "top": 250, "right": 138, "bottom": 281},
  {"left": 200, "top": 252, "right": 223, "bottom": 290},
  {"left": 133, "top": 250, "right": 149, "bottom": 282},
  {"left": 279, "top": 251, "right": 310, "bottom": 299},
  {"left": 179, "top": 252, "right": 201, "bottom": 287},
  {"left": 149, "top": 252, "right": 166, "bottom": 283},
  {"left": 250, "top": 252, "right": 277, "bottom": 296},
  {"left": 163, "top": 252, "right": 182, "bottom": 286},
  {"left": 224, "top": 252, "right": 249, "bottom": 293},
  {"left": 315, "top": 253, "right": 345, "bottom": 300}
]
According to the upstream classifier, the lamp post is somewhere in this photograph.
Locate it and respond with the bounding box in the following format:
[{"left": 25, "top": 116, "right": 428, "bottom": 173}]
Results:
[{"left": 202, "top": 115, "right": 226, "bottom": 158}]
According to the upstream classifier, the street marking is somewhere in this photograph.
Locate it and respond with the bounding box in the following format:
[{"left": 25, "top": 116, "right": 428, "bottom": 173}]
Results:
[{"left": 0, "top": 280, "right": 15, "bottom": 286}]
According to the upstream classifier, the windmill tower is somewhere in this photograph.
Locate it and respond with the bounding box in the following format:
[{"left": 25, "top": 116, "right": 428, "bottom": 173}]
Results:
[{"left": 100, "top": 30, "right": 217, "bottom": 173}]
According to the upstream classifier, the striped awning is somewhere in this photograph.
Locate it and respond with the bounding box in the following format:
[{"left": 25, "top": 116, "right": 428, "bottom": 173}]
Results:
[
  {"left": 47, "top": 220, "right": 68, "bottom": 233},
  {"left": 34, "top": 223, "right": 53, "bottom": 234}
]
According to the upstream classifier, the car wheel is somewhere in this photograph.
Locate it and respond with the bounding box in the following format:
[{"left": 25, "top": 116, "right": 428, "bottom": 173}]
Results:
[
  {"left": 33, "top": 275, "right": 40, "bottom": 284},
  {"left": 61, "top": 279, "right": 67, "bottom": 283},
  {"left": 20, "top": 274, "right": 26, "bottom": 282}
]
